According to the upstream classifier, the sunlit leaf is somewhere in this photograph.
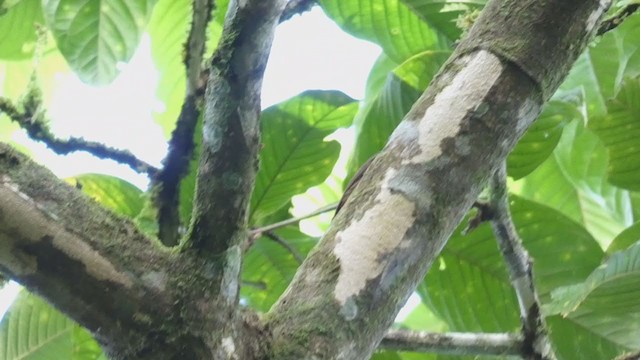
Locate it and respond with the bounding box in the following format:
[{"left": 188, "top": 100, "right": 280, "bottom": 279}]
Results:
[
  {"left": 607, "top": 221, "right": 640, "bottom": 255},
  {"left": 590, "top": 77, "right": 640, "bottom": 191},
  {"left": 0, "top": 0, "right": 43, "bottom": 60},
  {"left": 250, "top": 91, "right": 357, "bottom": 222},
  {"left": 69, "top": 173, "right": 144, "bottom": 218},
  {"left": 507, "top": 101, "right": 577, "bottom": 179},
  {"left": 319, "top": 0, "right": 449, "bottom": 63},
  {"left": 0, "top": 291, "right": 101, "bottom": 360},
  {"left": 43, "top": 0, "right": 156, "bottom": 84},
  {"left": 419, "top": 196, "right": 603, "bottom": 332},
  {"left": 546, "top": 242, "right": 640, "bottom": 350}
]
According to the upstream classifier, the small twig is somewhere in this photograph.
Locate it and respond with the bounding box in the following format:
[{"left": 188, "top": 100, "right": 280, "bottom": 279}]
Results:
[
  {"left": 597, "top": 2, "right": 640, "bottom": 36},
  {"left": 0, "top": 97, "right": 158, "bottom": 176},
  {"left": 380, "top": 330, "right": 523, "bottom": 356},
  {"left": 488, "top": 162, "right": 556, "bottom": 360},
  {"left": 280, "top": 0, "right": 316, "bottom": 23},
  {"left": 264, "top": 231, "right": 304, "bottom": 264},
  {"left": 152, "top": 0, "right": 214, "bottom": 246},
  {"left": 249, "top": 203, "right": 337, "bottom": 236}
]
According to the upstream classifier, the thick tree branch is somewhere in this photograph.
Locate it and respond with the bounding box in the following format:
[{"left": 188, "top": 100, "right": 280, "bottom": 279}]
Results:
[
  {"left": 380, "top": 330, "right": 523, "bottom": 357},
  {"left": 0, "top": 97, "right": 158, "bottom": 176},
  {"left": 187, "top": 0, "right": 288, "bottom": 254},
  {"left": 488, "top": 163, "right": 556, "bottom": 359},
  {"left": 152, "top": 0, "right": 214, "bottom": 246},
  {"left": 265, "top": 1, "right": 611, "bottom": 358},
  {"left": 0, "top": 143, "right": 180, "bottom": 358}
]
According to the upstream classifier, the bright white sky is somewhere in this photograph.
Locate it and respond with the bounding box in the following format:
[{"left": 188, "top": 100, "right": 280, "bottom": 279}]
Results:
[{"left": 1, "top": 7, "right": 420, "bottom": 322}]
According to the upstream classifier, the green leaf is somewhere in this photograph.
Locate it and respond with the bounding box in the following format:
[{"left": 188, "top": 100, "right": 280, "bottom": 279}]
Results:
[
  {"left": 507, "top": 101, "right": 577, "bottom": 179},
  {"left": 0, "top": 0, "right": 43, "bottom": 60},
  {"left": 546, "top": 242, "right": 640, "bottom": 350},
  {"left": 69, "top": 174, "right": 144, "bottom": 218},
  {"left": 0, "top": 291, "right": 99, "bottom": 360},
  {"left": 250, "top": 91, "right": 357, "bottom": 222},
  {"left": 517, "top": 121, "right": 633, "bottom": 247},
  {"left": 400, "top": 0, "right": 486, "bottom": 40},
  {"left": 319, "top": 0, "right": 449, "bottom": 63},
  {"left": 43, "top": 0, "right": 156, "bottom": 84},
  {"left": 349, "top": 51, "right": 449, "bottom": 178},
  {"left": 241, "top": 227, "right": 317, "bottom": 312},
  {"left": 590, "top": 77, "right": 640, "bottom": 191},
  {"left": 546, "top": 315, "right": 624, "bottom": 360},
  {"left": 418, "top": 196, "right": 603, "bottom": 332},
  {"left": 607, "top": 221, "right": 640, "bottom": 254}
]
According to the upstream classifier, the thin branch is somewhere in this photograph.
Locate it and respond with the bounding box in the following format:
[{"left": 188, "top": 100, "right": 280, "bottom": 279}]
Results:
[
  {"left": 0, "top": 97, "right": 158, "bottom": 176},
  {"left": 597, "top": 2, "right": 640, "bottom": 35},
  {"left": 380, "top": 330, "right": 523, "bottom": 356},
  {"left": 264, "top": 231, "right": 304, "bottom": 264},
  {"left": 280, "top": 0, "right": 317, "bottom": 23},
  {"left": 152, "top": 0, "right": 214, "bottom": 246},
  {"left": 250, "top": 203, "right": 337, "bottom": 236},
  {"left": 487, "top": 162, "right": 556, "bottom": 360}
]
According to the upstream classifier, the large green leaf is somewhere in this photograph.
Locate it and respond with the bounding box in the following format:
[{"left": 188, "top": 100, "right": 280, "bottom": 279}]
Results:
[
  {"left": 349, "top": 51, "right": 450, "bottom": 177},
  {"left": 607, "top": 221, "right": 640, "bottom": 255},
  {"left": 546, "top": 315, "right": 625, "bottom": 360},
  {"left": 43, "top": 0, "right": 156, "bottom": 84},
  {"left": 546, "top": 242, "right": 640, "bottom": 350},
  {"left": 507, "top": 101, "right": 577, "bottom": 179},
  {"left": 400, "top": 0, "right": 486, "bottom": 40},
  {"left": 418, "top": 196, "right": 603, "bottom": 332},
  {"left": 69, "top": 174, "right": 144, "bottom": 218},
  {"left": 241, "top": 226, "right": 317, "bottom": 312},
  {"left": 249, "top": 91, "right": 357, "bottom": 222},
  {"left": 517, "top": 121, "right": 633, "bottom": 247},
  {"left": 0, "top": 0, "right": 43, "bottom": 60},
  {"left": 319, "top": 0, "right": 449, "bottom": 63},
  {"left": 590, "top": 77, "right": 640, "bottom": 191},
  {"left": 0, "top": 291, "right": 102, "bottom": 360}
]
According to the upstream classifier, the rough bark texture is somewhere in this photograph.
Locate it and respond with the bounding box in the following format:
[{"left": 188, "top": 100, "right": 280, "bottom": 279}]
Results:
[
  {"left": 0, "top": 0, "right": 612, "bottom": 359},
  {"left": 265, "top": 0, "right": 610, "bottom": 358}
]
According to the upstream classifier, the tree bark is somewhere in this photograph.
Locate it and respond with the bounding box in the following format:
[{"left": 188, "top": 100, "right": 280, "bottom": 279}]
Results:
[
  {"left": 0, "top": 0, "right": 611, "bottom": 359},
  {"left": 265, "top": 0, "right": 610, "bottom": 358}
]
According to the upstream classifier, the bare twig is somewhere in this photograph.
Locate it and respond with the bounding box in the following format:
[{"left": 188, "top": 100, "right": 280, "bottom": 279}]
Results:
[
  {"left": 152, "top": 0, "right": 214, "bottom": 246},
  {"left": 0, "top": 97, "right": 158, "bottom": 176},
  {"left": 280, "top": 0, "right": 317, "bottom": 22},
  {"left": 380, "top": 330, "right": 522, "bottom": 356},
  {"left": 597, "top": 2, "right": 640, "bottom": 36},
  {"left": 488, "top": 162, "right": 556, "bottom": 360},
  {"left": 249, "top": 203, "right": 337, "bottom": 236},
  {"left": 264, "top": 231, "right": 304, "bottom": 264}
]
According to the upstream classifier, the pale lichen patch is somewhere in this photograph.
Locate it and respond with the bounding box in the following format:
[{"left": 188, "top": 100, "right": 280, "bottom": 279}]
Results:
[
  {"left": 221, "top": 336, "right": 237, "bottom": 358},
  {"left": 221, "top": 245, "right": 241, "bottom": 304},
  {"left": 586, "top": 0, "right": 610, "bottom": 33},
  {"left": 333, "top": 169, "right": 416, "bottom": 305},
  {"left": 404, "top": 50, "right": 504, "bottom": 165}
]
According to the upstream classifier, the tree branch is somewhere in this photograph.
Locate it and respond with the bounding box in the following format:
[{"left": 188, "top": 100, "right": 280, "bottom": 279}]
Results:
[
  {"left": 186, "top": 0, "right": 288, "bottom": 255},
  {"left": 152, "top": 0, "right": 214, "bottom": 246},
  {"left": 265, "top": 1, "right": 610, "bottom": 358},
  {"left": 597, "top": 2, "right": 640, "bottom": 36},
  {"left": 488, "top": 163, "right": 556, "bottom": 360},
  {"left": 280, "top": 0, "right": 317, "bottom": 23},
  {"left": 380, "top": 330, "right": 523, "bottom": 357},
  {"left": 249, "top": 203, "right": 337, "bottom": 236},
  {"left": 0, "top": 97, "right": 158, "bottom": 176}
]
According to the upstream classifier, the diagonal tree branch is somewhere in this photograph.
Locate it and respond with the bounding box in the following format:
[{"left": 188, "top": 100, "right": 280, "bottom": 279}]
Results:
[
  {"left": 264, "top": 0, "right": 611, "bottom": 358},
  {"left": 0, "top": 97, "right": 158, "bottom": 176},
  {"left": 488, "top": 162, "right": 556, "bottom": 360},
  {"left": 380, "top": 330, "right": 523, "bottom": 357},
  {"left": 264, "top": 231, "right": 305, "bottom": 264},
  {"left": 597, "top": 2, "right": 640, "bottom": 36},
  {"left": 152, "top": 0, "right": 214, "bottom": 246}
]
